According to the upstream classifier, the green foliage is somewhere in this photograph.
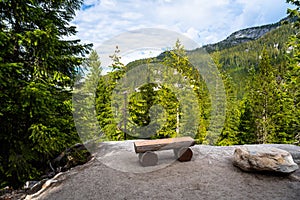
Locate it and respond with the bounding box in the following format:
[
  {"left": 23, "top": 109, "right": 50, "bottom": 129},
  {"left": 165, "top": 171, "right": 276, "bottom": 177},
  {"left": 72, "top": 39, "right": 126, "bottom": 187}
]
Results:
[
  {"left": 0, "top": 0, "right": 91, "bottom": 188},
  {"left": 94, "top": 14, "right": 300, "bottom": 147},
  {"left": 213, "top": 52, "right": 241, "bottom": 146},
  {"left": 162, "top": 40, "right": 210, "bottom": 143},
  {"left": 1, "top": 0, "right": 299, "bottom": 191},
  {"left": 198, "top": 9, "right": 300, "bottom": 146},
  {"left": 284, "top": 0, "right": 300, "bottom": 144},
  {"left": 93, "top": 2, "right": 300, "bottom": 153},
  {"left": 128, "top": 83, "right": 178, "bottom": 139},
  {"left": 95, "top": 47, "right": 126, "bottom": 141},
  {"left": 218, "top": 45, "right": 298, "bottom": 145},
  {"left": 95, "top": 41, "right": 210, "bottom": 141},
  {"left": 239, "top": 49, "right": 279, "bottom": 143},
  {"left": 211, "top": 4, "right": 300, "bottom": 145},
  {"left": 73, "top": 50, "right": 102, "bottom": 142},
  {"left": 197, "top": 23, "right": 295, "bottom": 99}
]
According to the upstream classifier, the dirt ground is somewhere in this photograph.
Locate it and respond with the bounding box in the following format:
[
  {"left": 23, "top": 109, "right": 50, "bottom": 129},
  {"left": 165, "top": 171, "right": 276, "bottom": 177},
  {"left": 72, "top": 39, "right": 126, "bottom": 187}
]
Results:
[{"left": 24, "top": 142, "right": 300, "bottom": 200}]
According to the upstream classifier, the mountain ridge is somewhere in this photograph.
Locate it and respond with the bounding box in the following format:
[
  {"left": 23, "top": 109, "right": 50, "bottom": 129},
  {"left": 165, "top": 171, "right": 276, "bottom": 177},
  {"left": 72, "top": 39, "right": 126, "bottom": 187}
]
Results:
[{"left": 200, "top": 16, "right": 293, "bottom": 53}]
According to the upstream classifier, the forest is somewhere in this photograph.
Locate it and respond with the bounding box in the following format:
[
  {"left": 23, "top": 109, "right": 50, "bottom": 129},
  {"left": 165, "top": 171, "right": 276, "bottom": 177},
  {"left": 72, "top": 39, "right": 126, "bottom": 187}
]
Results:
[
  {"left": 92, "top": 21, "right": 299, "bottom": 145},
  {"left": 1, "top": 0, "right": 300, "bottom": 189}
]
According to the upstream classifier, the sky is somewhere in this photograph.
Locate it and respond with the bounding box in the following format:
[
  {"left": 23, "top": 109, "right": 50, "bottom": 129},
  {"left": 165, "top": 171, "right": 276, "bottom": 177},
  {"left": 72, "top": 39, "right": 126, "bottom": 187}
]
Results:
[
  {"left": 73, "top": 0, "right": 291, "bottom": 46},
  {"left": 72, "top": 0, "right": 293, "bottom": 68}
]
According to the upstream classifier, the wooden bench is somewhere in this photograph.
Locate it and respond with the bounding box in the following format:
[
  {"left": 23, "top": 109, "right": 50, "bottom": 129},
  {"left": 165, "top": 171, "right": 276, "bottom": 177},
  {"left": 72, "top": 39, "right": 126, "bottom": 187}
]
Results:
[{"left": 134, "top": 137, "right": 195, "bottom": 167}]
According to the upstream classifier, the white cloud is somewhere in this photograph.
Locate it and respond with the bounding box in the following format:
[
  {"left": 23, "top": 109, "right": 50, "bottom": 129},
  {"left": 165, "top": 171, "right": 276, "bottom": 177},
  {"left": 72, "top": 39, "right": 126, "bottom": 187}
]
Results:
[
  {"left": 121, "top": 12, "right": 143, "bottom": 20},
  {"left": 100, "top": 0, "right": 116, "bottom": 8},
  {"left": 73, "top": 0, "right": 291, "bottom": 49}
]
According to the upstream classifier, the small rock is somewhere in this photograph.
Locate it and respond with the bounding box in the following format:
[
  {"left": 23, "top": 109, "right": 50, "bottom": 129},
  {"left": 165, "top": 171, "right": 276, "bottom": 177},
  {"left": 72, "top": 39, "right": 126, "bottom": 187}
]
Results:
[
  {"left": 233, "top": 146, "right": 299, "bottom": 174},
  {"left": 24, "top": 173, "right": 64, "bottom": 200},
  {"left": 51, "top": 143, "right": 92, "bottom": 172},
  {"left": 25, "top": 179, "right": 48, "bottom": 195},
  {"left": 24, "top": 181, "right": 39, "bottom": 190}
]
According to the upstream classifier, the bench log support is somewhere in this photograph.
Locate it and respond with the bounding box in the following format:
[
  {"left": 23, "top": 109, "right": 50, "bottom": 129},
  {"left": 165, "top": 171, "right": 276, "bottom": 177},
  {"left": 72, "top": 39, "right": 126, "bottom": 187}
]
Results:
[{"left": 139, "top": 151, "right": 158, "bottom": 167}]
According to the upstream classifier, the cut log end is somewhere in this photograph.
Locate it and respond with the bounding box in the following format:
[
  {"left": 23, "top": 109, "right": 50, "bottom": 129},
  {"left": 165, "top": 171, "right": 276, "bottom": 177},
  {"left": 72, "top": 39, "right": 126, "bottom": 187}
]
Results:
[
  {"left": 139, "top": 151, "right": 158, "bottom": 167},
  {"left": 175, "top": 147, "right": 193, "bottom": 162}
]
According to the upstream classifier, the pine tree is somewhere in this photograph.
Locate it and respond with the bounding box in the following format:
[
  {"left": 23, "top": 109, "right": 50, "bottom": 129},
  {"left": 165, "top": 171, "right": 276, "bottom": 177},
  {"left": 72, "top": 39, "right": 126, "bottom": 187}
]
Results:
[
  {"left": 96, "top": 47, "right": 126, "bottom": 141},
  {"left": 240, "top": 49, "right": 279, "bottom": 144},
  {"left": 73, "top": 50, "right": 102, "bottom": 142},
  {"left": 162, "top": 40, "right": 210, "bottom": 142},
  {"left": 237, "top": 97, "right": 257, "bottom": 144},
  {"left": 212, "top": 51, "right": 241, "bottom": 145},
  {"left": 283, "top": 0, "right": 300, "bottom": 144},
  {"left": 161, "top": 39, "right": 193, "bottom": 138},
  {"left": 0, "top": 0, "right": 91, "bottom": 188}
]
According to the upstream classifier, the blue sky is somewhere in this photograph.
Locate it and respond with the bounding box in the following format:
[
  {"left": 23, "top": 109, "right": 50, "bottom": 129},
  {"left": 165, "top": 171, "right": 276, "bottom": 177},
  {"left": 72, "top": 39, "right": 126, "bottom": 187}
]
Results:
[{"left": 73, "top": 0, "right": 292, "bottom": 49}]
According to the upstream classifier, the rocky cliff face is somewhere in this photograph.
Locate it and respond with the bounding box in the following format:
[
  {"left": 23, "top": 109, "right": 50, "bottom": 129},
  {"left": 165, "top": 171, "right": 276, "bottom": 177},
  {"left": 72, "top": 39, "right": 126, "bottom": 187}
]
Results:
[
  {"left": 226, "top": 24, "right": 277, "bottom": 42},
  {"left": 202, "top": 16, "right": 292, "bottom": 52}
]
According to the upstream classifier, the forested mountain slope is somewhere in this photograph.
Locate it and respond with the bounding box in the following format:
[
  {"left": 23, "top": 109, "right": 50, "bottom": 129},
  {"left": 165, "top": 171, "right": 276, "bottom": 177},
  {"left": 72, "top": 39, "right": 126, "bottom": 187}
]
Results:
[
  {"left": 94, "top": 16, "right": 299, "bottom": 150},
  {"left": 202, "top": 23, "right": 295, "bottom": 98}
]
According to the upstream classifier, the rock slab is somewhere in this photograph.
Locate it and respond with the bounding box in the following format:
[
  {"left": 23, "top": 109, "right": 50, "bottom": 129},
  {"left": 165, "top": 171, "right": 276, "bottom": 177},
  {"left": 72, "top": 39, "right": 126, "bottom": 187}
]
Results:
[
  {"left": 233, "top": 146, "right": 299, "bottom": 173},
  {"left": 21, "top": 143, "right": 300, "bottom": 200}
]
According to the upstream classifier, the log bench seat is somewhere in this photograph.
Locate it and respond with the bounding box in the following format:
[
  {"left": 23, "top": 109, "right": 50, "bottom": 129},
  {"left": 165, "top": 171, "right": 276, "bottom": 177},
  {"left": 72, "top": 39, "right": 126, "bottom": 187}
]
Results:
[{"left": 133, "top": 137, "right": 195, "bottom": 167}]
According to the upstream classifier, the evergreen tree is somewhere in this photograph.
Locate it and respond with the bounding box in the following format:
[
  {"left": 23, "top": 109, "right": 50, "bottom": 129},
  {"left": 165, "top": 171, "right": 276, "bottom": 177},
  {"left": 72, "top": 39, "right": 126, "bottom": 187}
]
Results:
[
  {"left": 95, "top": 41, "right": 208, "bottom": 141},
  {"left": 73, "top": 50, "right": 102, "bottom": 142},
  {"left": 162, "top": 40, "right": 210, "bottom": 142},
  {"left": 239, "top": 49, "right": 280, "bottom": 144},
  {"left": 253, "top": 49, "right": 277, "bottom": 143},
  {"left": 212, "top": 51, "right": 241, "bottom": 145},
  {"left": 237, "top": 97, "right": 257, "bottom": 144},
  {"left": 96, "top": 47, "right": 126, "bottom": 141},
  {"left": 284, "top": 0, "right": 300, "bottom": 144},
  {"left": 0, "top": 0, "right": 91, "bottom": 188}
]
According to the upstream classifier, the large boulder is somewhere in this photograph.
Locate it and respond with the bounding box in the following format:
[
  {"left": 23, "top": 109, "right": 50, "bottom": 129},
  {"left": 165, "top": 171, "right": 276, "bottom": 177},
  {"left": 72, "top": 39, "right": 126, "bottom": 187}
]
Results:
[{"left": 233, "top": 146, "right": 299, "bottom": 173}]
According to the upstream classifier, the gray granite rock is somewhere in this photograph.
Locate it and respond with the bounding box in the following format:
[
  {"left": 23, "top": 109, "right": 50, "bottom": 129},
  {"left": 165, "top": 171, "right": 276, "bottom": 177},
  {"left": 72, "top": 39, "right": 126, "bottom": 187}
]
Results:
[
  {"left": 233, "top": 146, "right": 299, "bottom": 173},
  {"left": 23, "top": 143, "right": 300, "bottom": 200}
]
